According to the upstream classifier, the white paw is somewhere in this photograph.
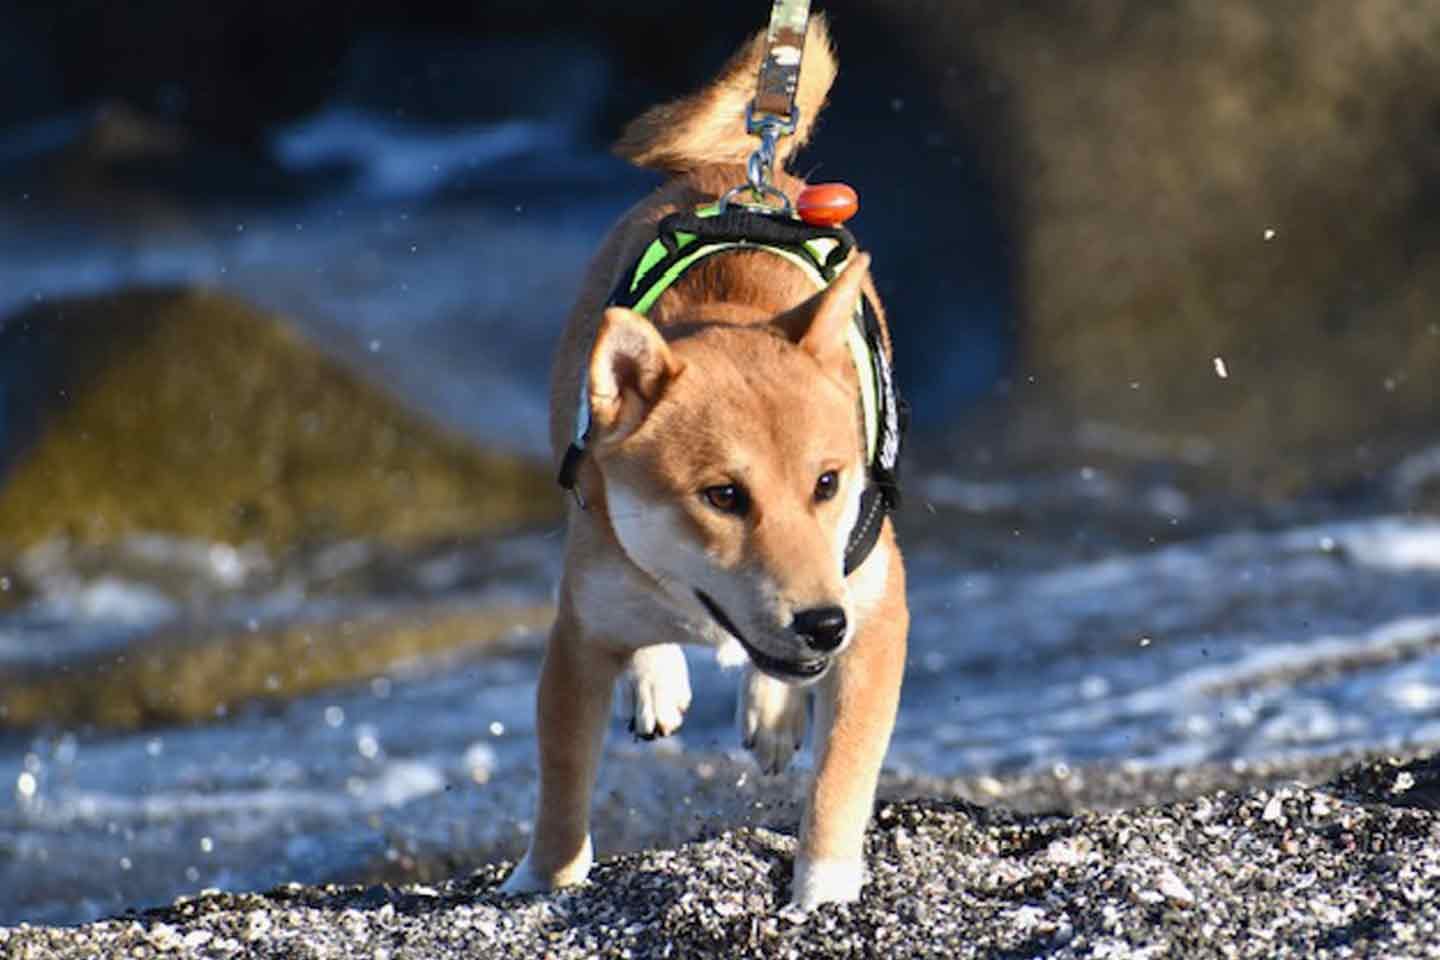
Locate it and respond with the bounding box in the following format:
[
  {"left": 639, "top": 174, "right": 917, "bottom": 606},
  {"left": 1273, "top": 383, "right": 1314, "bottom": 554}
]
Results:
[
  {"left": 737, "top": 665, "right": 808, "bottom": 775},
  {"left": 498, "top": 852, "right": 548, "bottom": 895},
  {"left": 788, "top": 857, "right": 864, "bottom": 911},
  {"left": 619, "top": 643, "right": 692, "bottom": 739},
  {"left": 498, "top": 838, "right": 594, "bottom": 894}
]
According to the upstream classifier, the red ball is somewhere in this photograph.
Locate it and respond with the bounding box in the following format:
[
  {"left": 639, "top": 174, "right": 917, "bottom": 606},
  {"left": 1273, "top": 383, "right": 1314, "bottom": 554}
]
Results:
[{"left": 796, "top": 183, "right": 859, "bottom": 226}]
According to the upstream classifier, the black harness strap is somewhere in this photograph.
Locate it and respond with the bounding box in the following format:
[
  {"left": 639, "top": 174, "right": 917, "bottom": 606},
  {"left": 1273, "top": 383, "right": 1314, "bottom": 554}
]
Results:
[
  {"left": 608, "top": 210, "right": 854, "bottom": 312},
  {"left": 660, "top": 209, "right": 855, "bottom": 274},
  {"left": 844, "top": 486, "right": 886, "bottom": 576}
]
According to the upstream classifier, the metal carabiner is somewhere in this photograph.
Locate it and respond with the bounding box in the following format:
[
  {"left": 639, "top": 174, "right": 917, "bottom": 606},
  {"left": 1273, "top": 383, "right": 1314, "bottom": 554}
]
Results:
[{"left": 720, "top": 106, "right": 798, "bottom": 214}]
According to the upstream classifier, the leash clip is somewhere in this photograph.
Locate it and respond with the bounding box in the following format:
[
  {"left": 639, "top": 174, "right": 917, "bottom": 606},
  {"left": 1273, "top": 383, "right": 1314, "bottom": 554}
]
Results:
[
  {"left": 722, "top": 0, "right": 813, "bottom": 213},
  {"left": 746, "top": 102, "right": 799, "bottom": 138},
  {"left": 721, "top": 105, "right": 796, "bottom": 214}
]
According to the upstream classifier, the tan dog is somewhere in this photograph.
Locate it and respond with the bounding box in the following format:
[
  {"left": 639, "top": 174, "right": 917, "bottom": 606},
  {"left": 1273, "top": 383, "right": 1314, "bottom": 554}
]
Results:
[{"left": 502, "top": 17, "right": 908, "bottom": 910}]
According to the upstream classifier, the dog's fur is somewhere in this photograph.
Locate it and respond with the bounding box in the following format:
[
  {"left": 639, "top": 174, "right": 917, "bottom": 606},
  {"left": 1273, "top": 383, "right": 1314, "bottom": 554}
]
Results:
[{"left": 502, "top": 16, "right": 908, "bottom": 910}]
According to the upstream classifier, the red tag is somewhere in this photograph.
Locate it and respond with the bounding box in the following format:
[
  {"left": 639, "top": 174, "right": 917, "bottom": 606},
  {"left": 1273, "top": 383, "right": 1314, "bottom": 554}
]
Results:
[{"left": 797, "top": 183, "right": 859, "bottom": 226}]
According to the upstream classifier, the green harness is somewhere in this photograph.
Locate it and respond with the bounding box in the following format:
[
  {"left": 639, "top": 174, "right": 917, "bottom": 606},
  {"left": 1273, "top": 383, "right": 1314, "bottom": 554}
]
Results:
[{"left": 559, "top": 203, "right": 903, "bottom": 574}]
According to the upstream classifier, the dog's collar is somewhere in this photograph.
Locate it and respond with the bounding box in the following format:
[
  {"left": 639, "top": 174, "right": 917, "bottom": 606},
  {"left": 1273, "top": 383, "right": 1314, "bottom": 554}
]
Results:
[{"left": 558, "top": 202, "right": 904, "bottom": 574}]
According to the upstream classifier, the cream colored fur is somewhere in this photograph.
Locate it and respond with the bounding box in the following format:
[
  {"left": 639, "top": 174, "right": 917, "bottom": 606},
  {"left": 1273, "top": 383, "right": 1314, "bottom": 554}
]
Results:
[{"left": 503, "top": 15, "right": 908, "bottom": 912}]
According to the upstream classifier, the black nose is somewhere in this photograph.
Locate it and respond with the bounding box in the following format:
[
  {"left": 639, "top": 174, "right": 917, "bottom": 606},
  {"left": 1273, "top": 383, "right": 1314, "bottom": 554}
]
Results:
[{"left": 791, "top": 606, "right": 847, "bottom": 652}]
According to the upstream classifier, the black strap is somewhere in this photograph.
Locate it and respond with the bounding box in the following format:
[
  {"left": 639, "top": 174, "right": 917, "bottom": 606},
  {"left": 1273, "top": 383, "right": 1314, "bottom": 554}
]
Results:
[
  {"left": 842, "top": 304, "right": 905, "bottom": 574},
  {"left": 557, "top": 441, "right": 585, "bottom": 491},
  {"left": 860, "top": 297, "right": 904, "bottom": 512},
  {"left": 843, "top": 483, "right": 887, "bottom": 575},
  {"left": 608, "top": 209, "right": 856, "bottom": 313},
  {"left": 660, "top": 209, "right": 855, "bottom": 275}
]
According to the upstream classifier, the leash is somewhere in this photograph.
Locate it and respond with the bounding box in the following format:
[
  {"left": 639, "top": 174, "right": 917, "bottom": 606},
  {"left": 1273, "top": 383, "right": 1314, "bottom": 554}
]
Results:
[{"left": 721, "top": 0, "right": 813, "bottom": 213}]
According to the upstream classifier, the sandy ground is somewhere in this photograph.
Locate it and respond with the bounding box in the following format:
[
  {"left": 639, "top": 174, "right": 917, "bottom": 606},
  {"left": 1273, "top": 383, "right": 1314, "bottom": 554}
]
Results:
[{"left": 5, "top": 751, "right": 1438, "bottom": 959}]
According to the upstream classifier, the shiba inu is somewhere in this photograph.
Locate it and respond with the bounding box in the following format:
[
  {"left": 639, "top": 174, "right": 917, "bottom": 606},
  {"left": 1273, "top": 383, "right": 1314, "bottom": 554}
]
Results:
[{"left": 502, "top": 15, "right": 908, "bottom": 910}]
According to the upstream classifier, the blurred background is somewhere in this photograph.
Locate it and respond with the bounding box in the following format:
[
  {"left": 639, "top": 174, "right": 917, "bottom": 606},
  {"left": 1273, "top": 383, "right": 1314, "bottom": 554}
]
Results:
[{"left": 2, "top": 0, "right": 1439, "bottom": 926}]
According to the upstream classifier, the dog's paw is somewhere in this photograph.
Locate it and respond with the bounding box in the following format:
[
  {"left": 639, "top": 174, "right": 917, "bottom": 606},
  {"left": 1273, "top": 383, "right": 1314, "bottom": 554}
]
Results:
[
  {"left": 499, "top": 840, "right": 594, "bottom": 895},
  {"left": 787, "top": 857, "right": 864, "bottom": 911},
  {"left": 619, "top": 643, "right": 692, "bottom": 740},
  {"left": 498, "top": 854, "right": 550, "bottom": 895},
  {"left": 737, "top": 665, "right": 808, "bottom": 775}
]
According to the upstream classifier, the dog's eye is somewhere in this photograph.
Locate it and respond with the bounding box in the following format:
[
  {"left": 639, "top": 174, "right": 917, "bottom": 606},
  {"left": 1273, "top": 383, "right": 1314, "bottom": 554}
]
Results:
[
  {"left": 703, "top": 483, "right": 749, "bottom": 515},
  {"left": 814, "top": 470, "right": 840, "bottom": 503}
]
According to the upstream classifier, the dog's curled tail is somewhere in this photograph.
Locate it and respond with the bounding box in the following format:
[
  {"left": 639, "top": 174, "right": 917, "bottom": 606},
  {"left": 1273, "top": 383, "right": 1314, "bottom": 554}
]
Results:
[{"left": 614, "top": 14, "right": 836, "bottom": 174}]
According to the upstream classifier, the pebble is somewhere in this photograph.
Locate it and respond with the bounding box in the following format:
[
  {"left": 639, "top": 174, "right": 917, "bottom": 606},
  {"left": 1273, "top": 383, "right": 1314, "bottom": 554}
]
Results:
[
  {"left": 1262, "top": 794, "right": 1285, "bottom": 823},
  {"left": 6, "top": 753, "right": 1440, "bottom": 959},
  {"left": 145, "top": 923, "right": 183, "bottom": 951},
  {"left": 182, "top": 929, "right": 213, "bottom": 950},
  {"left": 1156, "top": 867, "right": 1196, "bottom": 906},
  {"left": 1046, "top": 836, "right": 1087, "bottom": 866},
  {"left": 243, "top": 912, "right": 271, "bottom": 941}
]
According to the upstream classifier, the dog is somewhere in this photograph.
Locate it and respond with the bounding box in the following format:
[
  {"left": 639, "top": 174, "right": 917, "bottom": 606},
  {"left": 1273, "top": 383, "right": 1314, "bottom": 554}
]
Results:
[{"left": 501, "top": 15, "right": 908, "bottom": 910}]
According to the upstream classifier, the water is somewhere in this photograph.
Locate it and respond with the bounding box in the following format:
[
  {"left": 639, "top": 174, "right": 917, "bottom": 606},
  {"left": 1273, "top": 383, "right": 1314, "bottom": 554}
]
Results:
[{"left": 2, "top": 107, "right": 1439, "bottom": 925}]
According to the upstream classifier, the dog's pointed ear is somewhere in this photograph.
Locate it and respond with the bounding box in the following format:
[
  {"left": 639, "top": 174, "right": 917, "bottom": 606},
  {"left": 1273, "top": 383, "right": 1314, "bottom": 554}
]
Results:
[
  {"left": 588, "top": 307, "right": 683, "bottom": 443},
  {"left": 775, "top": 252, "right": 870, "bottom": 374}
]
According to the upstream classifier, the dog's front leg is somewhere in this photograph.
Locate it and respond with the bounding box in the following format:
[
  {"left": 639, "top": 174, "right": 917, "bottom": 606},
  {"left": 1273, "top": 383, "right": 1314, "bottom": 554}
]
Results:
[
  {"left": 502, "top": 606, "right": 623, "bottom": 893},
  {"left": 791, "top": 598, "right": 908, "bottom": 910}
]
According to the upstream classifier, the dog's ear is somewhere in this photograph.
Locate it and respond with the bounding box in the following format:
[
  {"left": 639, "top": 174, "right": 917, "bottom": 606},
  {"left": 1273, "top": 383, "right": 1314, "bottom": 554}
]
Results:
[
  {"left": 775, "top": 252, "right": 871, "bottom": 376},
  {"left": 588, "top": 307, "right": 683, "bottom": 443}
]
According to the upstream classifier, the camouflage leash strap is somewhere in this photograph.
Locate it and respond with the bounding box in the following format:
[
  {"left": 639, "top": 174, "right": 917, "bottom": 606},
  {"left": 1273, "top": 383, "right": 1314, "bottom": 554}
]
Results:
[
  {"left": 752, "top": 0, "right": 811, "bottom": 130},
  {"left": 723, "top": 0, "right": 812, "bottom": 212}
]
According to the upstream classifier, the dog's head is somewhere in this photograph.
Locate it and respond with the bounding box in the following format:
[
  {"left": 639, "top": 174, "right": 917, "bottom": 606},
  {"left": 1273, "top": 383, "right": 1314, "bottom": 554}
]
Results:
[{"left": 587, "top": 255, "right": 873, "bottom": 684}]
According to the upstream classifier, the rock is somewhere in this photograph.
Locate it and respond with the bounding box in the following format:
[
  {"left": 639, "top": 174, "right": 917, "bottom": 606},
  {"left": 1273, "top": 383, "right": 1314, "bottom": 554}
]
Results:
[
  {"left": 0, "top": 287, "right": 558, "bottom": 556},
  {"left": 0, "top": 604, "right": 551, "bottom": 731},
  {"left": 0, "top": 565, "right": 30, "bottom": 614},
  {"left": 874, "top": 0, "right": 1440, "bottom": 495},
  {"left": 1326, "top": 754, "right": 1440, "bottom": 812},
  {"left": 1389, "top": 445, "right": 1440, "bottom": 514},
  {"left": 1156, "top": 866, "right": 1196, "bottom": 907},
  {"left": 1262, "top": 794, "right": 1286, "bottom": 823},
  {"left": 144, "top": 922, "right": 182, "bottom": 951}
]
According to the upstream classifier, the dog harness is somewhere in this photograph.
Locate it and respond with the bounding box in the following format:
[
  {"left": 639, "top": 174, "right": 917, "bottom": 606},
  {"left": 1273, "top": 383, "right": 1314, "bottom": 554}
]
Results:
[{"left": 557, "top": 203, "right": 905, "bottom": 575}]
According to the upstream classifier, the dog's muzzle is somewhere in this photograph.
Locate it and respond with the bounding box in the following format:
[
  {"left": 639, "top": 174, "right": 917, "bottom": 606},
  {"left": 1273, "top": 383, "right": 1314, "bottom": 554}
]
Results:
[{"left": 694, "top": 589, "right": 830, "bottom": 681}]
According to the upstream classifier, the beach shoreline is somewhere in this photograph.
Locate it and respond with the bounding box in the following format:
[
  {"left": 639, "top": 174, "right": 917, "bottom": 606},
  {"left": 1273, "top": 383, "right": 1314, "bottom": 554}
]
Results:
[{"left": 6, "top": 750, "right": 1437, "bottom": 959}]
